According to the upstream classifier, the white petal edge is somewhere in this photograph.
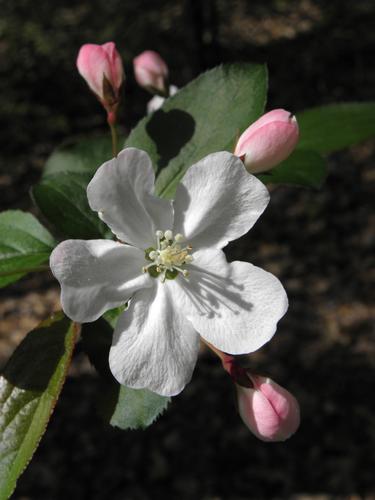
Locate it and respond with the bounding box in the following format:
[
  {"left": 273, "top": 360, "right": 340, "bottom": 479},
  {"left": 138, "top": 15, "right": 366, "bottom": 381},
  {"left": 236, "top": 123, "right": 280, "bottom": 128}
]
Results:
[
  {"left": 109, "top": 282, "right": 200, "bottom": 397},
  {"left": 173, "top": 151, "right": 270, "bottom": 250},
  {"left": 168, "top": 249, "right": 288, "bottom": 354},
  {"left": 50, "top": 239, "right": 152, "bottom": 323},
  {"left": 87, "top": 148, "right": 173, "bottom": 249}
]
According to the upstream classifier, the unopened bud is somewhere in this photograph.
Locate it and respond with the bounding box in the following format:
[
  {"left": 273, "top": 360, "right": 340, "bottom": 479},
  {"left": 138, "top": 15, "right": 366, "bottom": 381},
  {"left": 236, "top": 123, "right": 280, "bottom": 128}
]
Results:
[
  {"left": 236, "top": 374, "right": 300, "bottom": 442},
  {"left": 76, "top": 42, "right": 124, "bottom": 112},
  {"left": 133, "top": 50, "right": 169, "bottom": 97},
  {"left": 205, "top": 345, "right": 300, "bottom": 442},
  {"left": 234, "top": 109, "right": 299, "bottom": 174}
]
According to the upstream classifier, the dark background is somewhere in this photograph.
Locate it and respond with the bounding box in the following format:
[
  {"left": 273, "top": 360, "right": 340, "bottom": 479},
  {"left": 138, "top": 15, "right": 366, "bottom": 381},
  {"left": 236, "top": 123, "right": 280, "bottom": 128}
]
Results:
[{"left": 0, "top": 0, "right": 374, "bottom": 499}]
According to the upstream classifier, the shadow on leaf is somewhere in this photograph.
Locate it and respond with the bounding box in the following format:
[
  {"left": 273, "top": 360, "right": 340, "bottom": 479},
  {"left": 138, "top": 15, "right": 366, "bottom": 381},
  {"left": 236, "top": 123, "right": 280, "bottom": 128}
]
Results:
[
  {"left": 146, "top": 109, "right": 195, "bottom": 173},
  {"left": 1, "top": 314, "right": 70, "bottom": 391}
]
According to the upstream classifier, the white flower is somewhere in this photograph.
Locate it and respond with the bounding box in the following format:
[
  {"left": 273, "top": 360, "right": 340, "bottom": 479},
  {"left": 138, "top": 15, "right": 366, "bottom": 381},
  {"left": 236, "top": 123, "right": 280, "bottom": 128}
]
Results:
[
  {"left": 147, "top": 85, "right": 178, "bottom": 114},
  {"left": 50, "top": 148, "right": 288, "bottom": 396}
]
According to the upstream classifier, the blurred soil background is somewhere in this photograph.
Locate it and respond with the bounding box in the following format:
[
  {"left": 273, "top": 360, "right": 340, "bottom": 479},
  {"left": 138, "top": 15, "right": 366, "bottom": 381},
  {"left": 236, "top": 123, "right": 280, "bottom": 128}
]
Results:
[{"left": 0, "top": 0, "right": 374, "bottom": 498}]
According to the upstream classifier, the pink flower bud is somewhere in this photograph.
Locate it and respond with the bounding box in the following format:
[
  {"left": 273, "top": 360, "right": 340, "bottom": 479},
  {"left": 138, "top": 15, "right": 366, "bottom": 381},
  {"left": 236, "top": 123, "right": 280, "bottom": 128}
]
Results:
[
  {"left": 234, "top": 109, "right": 299, "bottom": 174},
  {"left": 236, "top": 375, "right": 300, "bottom": 442},
  {"left": 133, "top": 50, "right": 169, "bottom": 97},
  {"left": 76, "top": 42, "right": 124, "bottom": 109}
]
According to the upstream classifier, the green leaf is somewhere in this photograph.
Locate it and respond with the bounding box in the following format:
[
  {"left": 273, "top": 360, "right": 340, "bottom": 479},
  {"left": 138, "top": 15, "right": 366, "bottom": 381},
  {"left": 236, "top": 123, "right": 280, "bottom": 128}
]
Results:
[
  {"left": 258, "top": 150, "right": 328, "bottom": 188},
  {"left": 43, "top": 135, "right": 113, "bottom": 177},
  {"left": 297, "top": 102, "right": 375, "bottom": 154},
  {"left": 31, "top": 134, "right": 115, "bottom": 240},
  {"left": 0, "top": 210, "right": 55, "bottom": 288},
  {"left": 82, "top": 319, "right": 170, "bottom": 430},
  {"left": 103, "top": 385, "right": 171, "bottom": 430},
  {"left": 125, "top": 63, "right": 268, "bottom": 198},
  {"left": 32, "top": 172, "right": 111, "bottom": 239},
  {"left": 0, "top": 313, "right": 78, "bottom": 499}
]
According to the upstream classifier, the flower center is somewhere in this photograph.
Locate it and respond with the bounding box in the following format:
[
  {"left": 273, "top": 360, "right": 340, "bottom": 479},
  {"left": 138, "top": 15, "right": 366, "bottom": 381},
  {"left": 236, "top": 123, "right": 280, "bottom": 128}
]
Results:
[{"left": 142, "top": 230, "right": 193, "bottom": 282}]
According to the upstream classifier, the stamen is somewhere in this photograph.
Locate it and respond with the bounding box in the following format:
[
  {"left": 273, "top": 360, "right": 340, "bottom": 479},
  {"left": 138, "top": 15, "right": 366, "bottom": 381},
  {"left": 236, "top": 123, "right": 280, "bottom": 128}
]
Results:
[
  {"left": 156, "top": 230, "right": 163, "bottom": 250},
  {"left": 164, "top": 230, "right": 173, "bottom": 240},
  {"left": 144, "top": 230, "right": 193, "bottom": 281},
  {"left": 174, "top": 265, "right": 190, "bottom": 278},
  {"left": 180, "top": 245, "right": 192, "bottom": 253}
]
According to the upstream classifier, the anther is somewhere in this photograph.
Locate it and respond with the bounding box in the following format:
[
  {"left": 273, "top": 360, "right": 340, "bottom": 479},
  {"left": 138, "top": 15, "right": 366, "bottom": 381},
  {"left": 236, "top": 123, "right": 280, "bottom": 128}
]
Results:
[
  {"left": 164, "top": 230, "right": 173, "bottom": 240},
  {"left": 145, "top": 230, "right": 193, "bottom": 281}
]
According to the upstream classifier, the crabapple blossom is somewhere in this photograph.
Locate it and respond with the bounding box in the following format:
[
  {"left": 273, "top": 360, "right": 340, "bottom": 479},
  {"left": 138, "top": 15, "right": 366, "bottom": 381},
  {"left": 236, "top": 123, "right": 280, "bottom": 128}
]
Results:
[
  {"left": 234, "top": 109, "right": 299, "bottom": 173},
  {"left": 76, "top": 42, "right": 123, "bottom": 114},
  {"left": 50, "top": 148, "right": 288, "bottom": 396}
]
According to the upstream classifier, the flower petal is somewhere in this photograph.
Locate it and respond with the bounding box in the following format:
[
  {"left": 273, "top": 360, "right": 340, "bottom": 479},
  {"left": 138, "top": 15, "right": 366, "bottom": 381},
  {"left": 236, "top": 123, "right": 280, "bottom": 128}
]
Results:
[
  {"left": 76, "top": 44, "right": 111, "bottom": 98},
  {"left": 87, "top": 148, "right": 173, "bottom": 249},
  {"left": 169, "top": 248, "right": 288, "bottom": 354},
  {"left": 235, "top": 109, "right": 295, "bottom": 152},
  {"left": 173, "top": 151, "right": 269, "bottom": 250},
  {"left": 50, "top": 239, "right": 151, "bottom": 322},
  {"left": 109, "top": 282, "right": 200, "bottom": 396},
  {"left": 102, "top": 42, "right": 124, "bottom": 90}
]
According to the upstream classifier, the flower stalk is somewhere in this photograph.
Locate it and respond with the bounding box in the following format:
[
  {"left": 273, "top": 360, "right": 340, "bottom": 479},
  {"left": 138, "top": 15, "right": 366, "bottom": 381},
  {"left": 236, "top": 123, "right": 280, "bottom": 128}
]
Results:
[{"left": 108, "top": 118, "right": 118, "bottom": 157}]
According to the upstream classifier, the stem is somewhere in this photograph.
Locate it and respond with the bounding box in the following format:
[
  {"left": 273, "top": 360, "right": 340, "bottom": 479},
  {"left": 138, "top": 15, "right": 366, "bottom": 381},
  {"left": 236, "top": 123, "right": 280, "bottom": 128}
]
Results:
[
  {"left": 202, "top": 340, "right": 253, "bottom": 387},
  {"left": 0, "top": 264, "right": 50, "bottom": 278},
  {"left": 202, "top": 339, "right": 234, "bottom": 373},
  {"left": 109, "top": 122, "right": 118, "bottom": 157}
]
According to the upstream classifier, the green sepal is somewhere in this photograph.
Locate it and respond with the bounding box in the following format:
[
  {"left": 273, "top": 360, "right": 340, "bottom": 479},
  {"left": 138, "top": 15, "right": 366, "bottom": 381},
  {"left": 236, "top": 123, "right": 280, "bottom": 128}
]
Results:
[
  {"left": 144, "top": 247, "right": 156, "bottom": 261},
  {"left": 165, "top": 268, "right": 179, "bottom": 280},
  {"left": 147, "top": 265, "right": 160, "bottom": 278}
]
